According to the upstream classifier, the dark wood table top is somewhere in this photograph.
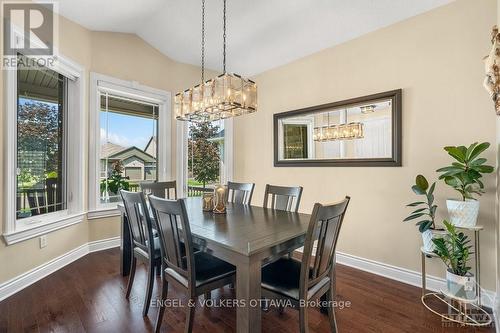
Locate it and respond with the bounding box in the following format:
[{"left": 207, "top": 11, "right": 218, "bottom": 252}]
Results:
[{"left": 119, "top": 197, "right": 312, "bottom": 257}]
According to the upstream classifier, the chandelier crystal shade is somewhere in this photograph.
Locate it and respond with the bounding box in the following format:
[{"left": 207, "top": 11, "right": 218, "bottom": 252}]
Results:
[
  {"left": 175, "top": 74, "right": 257, "bottom": 122},
  {"left": 175, "top": 0, "right": 257, "bottom": 122},
  {"left": 313, "top": 122, "right": 364, "bottom": 142}
]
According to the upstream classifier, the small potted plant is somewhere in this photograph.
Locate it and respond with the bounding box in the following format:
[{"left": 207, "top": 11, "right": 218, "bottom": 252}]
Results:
[
  {"left": 432, "top": 221, "right": 475, "bottom": 300},
  {"left": 100, "top": 161, "right": 130, "bottom": 199},
  {"left": 404, "top": 175, "right": 445, "bottom": 252},
  {"left": 436, "top": 142, "right": 494, "bottom": 227}
]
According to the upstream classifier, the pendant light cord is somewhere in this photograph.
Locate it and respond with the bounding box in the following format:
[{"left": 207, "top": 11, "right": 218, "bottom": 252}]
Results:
[
  {"left": 223, "top": 0, "right": 226, "bottom": 73},
  {"left": 201, "top": 0, "right": 205, "bottom": 83}
]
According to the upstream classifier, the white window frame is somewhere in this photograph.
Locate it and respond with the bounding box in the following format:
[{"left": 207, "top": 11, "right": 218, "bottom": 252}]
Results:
[
  {"left": 2, "top": 31, "right": 86, "bottom": 245},
  {"left": 176, "top": 118, "right": 233, "bottom": 197},
  {"left": 88, "top": 73, "right": 171, "bottom": 219}
]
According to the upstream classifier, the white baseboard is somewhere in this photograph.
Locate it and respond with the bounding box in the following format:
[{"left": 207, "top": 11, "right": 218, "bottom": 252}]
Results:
[
  {"left": 336, "top": 251, "right": 496, "bottom": 309},
  {"left": 0, "top": 236, "right": 120, "bottom": 302},
  {"left": 88, "top": 236, "right": 121, "bottom": 253}
]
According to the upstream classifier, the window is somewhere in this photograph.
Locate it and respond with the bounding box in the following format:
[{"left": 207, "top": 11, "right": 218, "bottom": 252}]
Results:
[
  {"left": 88, "top": 73, "right": 171, "bottom": 216},
  {"left": 100, "top": 94, "right": 158, "bottom": 204},
  {"left": 181, "top": 119, "right": 232, "bottom": 197},
  {"left": 3, "top": 50, "right": 85, "bottom": 245},
  {"left": 283, "top": 124, "right": 308, "bottom": 159},
  {"left": 16, "top": 56, "right": 67, "bottom": 220}
]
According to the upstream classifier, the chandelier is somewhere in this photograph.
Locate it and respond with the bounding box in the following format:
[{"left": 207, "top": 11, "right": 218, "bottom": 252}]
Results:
[
  {"left": 175, "top": 0, "right": 257, "bottom": 122},
  {"left": 313, "top": 111, "right": 364, "bottom": 142},
  {"left": 313, "top": 122, "right": 364, "bottom": 142}
]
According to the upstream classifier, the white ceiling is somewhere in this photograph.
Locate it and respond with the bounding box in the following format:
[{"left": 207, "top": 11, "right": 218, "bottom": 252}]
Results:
[{"left": 57, "top": 0, "right": 453, "bottom": 76}]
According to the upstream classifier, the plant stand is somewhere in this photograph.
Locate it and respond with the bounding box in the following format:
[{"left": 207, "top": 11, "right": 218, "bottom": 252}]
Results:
[
  {"left": 421, "top": 292, "right": 491, "bottom": 327},
  {"left": 420, "top": 225, "right": 492, "bottom": 327}
]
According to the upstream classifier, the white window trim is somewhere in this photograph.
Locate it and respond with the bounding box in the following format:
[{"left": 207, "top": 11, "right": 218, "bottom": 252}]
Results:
[
  {"left": 176, "top": 118, "right": 233, "bottom": 198},
  {"left": 2, "top": 34, "right": 86, "bottom": 245},
  {"left": 88, "top": 73, "right": 171, "bottom": 218}
]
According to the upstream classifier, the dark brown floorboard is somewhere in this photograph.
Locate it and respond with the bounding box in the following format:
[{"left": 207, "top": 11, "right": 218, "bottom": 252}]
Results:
[{"left": 0, "top": 248, "right": 494, "bottom": 333}]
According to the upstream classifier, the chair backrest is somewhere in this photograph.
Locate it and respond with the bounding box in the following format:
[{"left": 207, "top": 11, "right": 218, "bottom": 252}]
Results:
[
  {"left": 299, "top": 197, "right": 350, "bottom": 298},
  {"left": 149, "top": 196, "right": 196, "bottom": 290},
  {"left": 263, "top": 184, "right": 303, "bottom": 212},
  {"left": 120, "top": 190, "right": 155, "bottom": 254},
  {"left": 227, "top": 181, "right": 255, "bottom": 205},
  {"left": 140, "top": 181, "right": 177, "bottom": 199}
]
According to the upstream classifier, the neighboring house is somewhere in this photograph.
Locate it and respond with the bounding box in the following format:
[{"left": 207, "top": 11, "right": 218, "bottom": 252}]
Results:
[
  {"left": 100, "top": 140, "right": 157, "bottom": 182},
  {"left": 144, "top": 136, "right": 157, "bottom": 158}
]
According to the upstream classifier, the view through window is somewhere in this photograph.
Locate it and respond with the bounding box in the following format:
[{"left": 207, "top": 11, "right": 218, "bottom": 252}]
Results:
[
  {"left": 187, "top": 120, "right": 225, "bottom": 197},
  {"left": 100, "top": 94, "right": 158, "bottom": 203},
  {"left": 16, "top": 56, "right": 67, "bottom": 220}
]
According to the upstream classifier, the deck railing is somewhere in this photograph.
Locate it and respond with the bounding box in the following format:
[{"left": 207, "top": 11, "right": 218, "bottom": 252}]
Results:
[{"left": 187, "top": 185, "right": 214, "bottom": 197}]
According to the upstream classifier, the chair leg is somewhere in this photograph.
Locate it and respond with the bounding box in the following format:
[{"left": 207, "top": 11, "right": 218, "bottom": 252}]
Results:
[
  {"left": 185, "top": 297, "right": 196, "bottom": 333},
  {"left": 125, "top": 256, "right": 137, "bottom": 299},
  {"left": 299, "top": 305, "right": 309, "bottom": 333},
  {"left": 155, "top": 260, "right": 162, "bottom": 276},
  {"left": 325, "top": 287, "right": 338, "bottom": 333},
  {"left": 155, "top": 279, "right": 169, "bottom": 333},
  {"left": 204, "top": 291, "right": 211, "bottom": 300},
  {"left": 143, "top": 260, "right": 155, "bottom": 316}
]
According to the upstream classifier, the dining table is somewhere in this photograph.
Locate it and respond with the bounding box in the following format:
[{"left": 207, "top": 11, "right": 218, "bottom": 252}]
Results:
[{"left": 118, "top": 197, "right": 312, "bottom": 333}]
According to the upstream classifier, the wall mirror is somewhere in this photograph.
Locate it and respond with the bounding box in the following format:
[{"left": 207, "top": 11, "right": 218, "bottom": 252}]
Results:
[{"left": 274, "top": 90, "right": 402, "bottom": 167}]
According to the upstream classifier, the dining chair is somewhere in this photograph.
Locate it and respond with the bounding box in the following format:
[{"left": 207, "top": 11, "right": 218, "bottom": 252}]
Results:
[
  {"left": 226, "top": 181, "right": 255, "bottom": 205},
  {"left": 140, "top": 180, "right": 177, "bottom": 199},
  {"left": 261, "top": 197, "right": 350, "bottom": 333},
  {"left": 149, "top": 195, "right": 236, "bottom": 333},
  {"left": 120, "top": 190, "right": 161, "bottom": 317},
  {"left": 263, "top": 184, "right": 303, "bottom": 212}
]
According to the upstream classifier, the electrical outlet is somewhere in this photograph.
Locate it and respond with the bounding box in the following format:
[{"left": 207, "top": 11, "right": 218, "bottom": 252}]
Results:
[{"left": 39, "top": 235, "right": 47, "bottom": 248}]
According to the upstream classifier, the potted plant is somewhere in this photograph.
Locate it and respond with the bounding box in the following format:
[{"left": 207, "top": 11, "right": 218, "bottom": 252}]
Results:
[
  {"left": 100, "top": 161, "right": 130, "bottom": 199},
  {"left": 432, "top": 221, "right": 475, "bottom": 300},
  {"left": 436, "top": 142, "right": 494, "bottom": 227},
  {"left": 404, "top": 175, "right": 445, "bottom": 252}
]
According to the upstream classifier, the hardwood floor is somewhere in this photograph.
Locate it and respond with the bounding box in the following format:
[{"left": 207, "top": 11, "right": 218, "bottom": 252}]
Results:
[{"left": 0, "top": 248, "right": 494, "bottom": 333}]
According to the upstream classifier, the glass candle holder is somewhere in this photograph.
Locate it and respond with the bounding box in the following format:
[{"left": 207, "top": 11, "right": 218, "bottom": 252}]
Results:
[
  {"left": 202, "top": 192, "right": 214, "bottom": 212},
  {"left": 213, "top": 185, "right": 227, "bottom": 214}
]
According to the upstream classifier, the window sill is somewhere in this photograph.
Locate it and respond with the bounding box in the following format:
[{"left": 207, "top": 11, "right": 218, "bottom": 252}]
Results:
[
  {"left": 87, "top": 208, "right": 121, "bottom": 220},
  {"left": 2, "top": 212, "right": 85, "bottom": 246}
]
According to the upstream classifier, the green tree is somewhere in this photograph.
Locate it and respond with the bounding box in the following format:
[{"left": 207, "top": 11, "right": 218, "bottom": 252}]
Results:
[
  {"left": 17, "top": 100, "right": 62, "bottom": 175},
  {"left": 188, "top": 122, "right": 221, "bottom": 187}
]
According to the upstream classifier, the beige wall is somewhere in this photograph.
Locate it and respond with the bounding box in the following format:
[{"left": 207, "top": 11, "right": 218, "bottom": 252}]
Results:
[
  {"left": 235, "top": 0, "right": 498, "bottom": 290},
  {"left": 0, "top": 14, "right": 208, "bottom": 284}
]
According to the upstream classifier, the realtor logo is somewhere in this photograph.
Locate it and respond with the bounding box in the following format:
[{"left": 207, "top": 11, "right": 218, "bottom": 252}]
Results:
[
  {"left": 2, "top": 1, "right": 57, "bottom": 70},
  {"left": 2, "top": 1, "right": 54, "bottom": 55}
]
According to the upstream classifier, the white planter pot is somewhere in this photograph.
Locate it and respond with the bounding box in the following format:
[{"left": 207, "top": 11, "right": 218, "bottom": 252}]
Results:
[
  {"left": 446, "top": 199, "right": 480, "bottom": 228},
  {"left": 421, "top": 229, "right": 446, "bottom": 252},
  {"left": 446, "top": 269, "right": 476, "bottom": 301}
]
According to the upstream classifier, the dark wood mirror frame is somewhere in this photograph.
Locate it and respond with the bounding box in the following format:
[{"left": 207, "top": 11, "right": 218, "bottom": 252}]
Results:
[{"left": 273, "top": 89, "right": 402, "bottom": 167}]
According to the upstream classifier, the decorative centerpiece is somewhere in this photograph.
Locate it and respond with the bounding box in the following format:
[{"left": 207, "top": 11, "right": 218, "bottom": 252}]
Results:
[
  {"left": 436, "top": 142, "right": 493, "bottom": 227},
  {"left": 404, "top": 175, "right": 445, "bottom": 252},
  {"left": 213, "top": 185, "right": 227, "bottom": 214},
  {"left": 202, "top": 192, "right": 214, "bottom": 212},
  {"left": 432, "top": 221, "right": 476, "bottom": 300}
]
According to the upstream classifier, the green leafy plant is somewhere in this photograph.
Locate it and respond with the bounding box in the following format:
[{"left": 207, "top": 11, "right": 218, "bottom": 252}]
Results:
[
  {"left": 404, "top": 175, "right": 437, "bottom": 233},
  {"left": 432, "top": 221, "right": 473, "bottom": 276},
  {"left": 100, "top": 161, "right": 130, "bottom": 195},
  {"left": 436, "top": 142, "right": 494, "bottom": 201}
]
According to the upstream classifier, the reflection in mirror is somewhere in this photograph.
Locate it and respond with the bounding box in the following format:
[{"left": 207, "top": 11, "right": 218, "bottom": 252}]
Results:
[{"left": 274, "top": 90, "right": 401, "bottom": 166}]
